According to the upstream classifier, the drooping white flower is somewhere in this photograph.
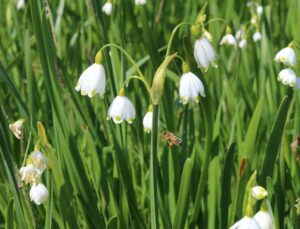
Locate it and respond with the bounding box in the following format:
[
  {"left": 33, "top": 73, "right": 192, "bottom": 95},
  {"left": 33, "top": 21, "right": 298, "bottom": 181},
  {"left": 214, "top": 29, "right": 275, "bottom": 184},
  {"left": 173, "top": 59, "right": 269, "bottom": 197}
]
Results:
[
  {"left": 29, "top": 183, "right": 49, "bottom": 205},
  {"left": 75, "top": 63, "right": 106, "bottom": 98},
  {"left": 108, "top": 92, "right": 136, "bottom": 124},
  {"left": 30, "top": 151, "right": 47, "bottom": 174},
  {"left": 102, "top": 1, "right": 112, "bottom": 15},
  {"left": 257, "top": 6, "right": 263, "bottom": 16},
  {"left": 220, "top": 34, "right": 237, "bottom": 47},
  {"left": 143, "top": 111, "right": 153, "bottom": 133},
  {"left": 274, "top": 47, "right": 297, "bottom": 67},
  {"left": 251, "top": 186, "right": 268, "bottom": 200},
  {"left": 254, "top": 210, "right": 275, "bottom": 229},
  {"left": 278, "top": 68, "right": 297, "bottom": 87},
  {"left": 194, "top": 37, "right": 217, "bottom": 70},
  {"left": 179, "top": 72, "right": 205, "bottom": 104},
  {"left": 9, "top": 119, "right": 25, "bottom": 139},
  {"left": 135, "top": 0, "right": 146, "bottom": 6},
  {"left": 16, "top": 0, "right": 25, "bottom": 10},
  {"left": 253, "top": 32, "right": 262, "bottom": 42},
  {"left": 239, "top": 39, "right": 247, "bottom": 48},
  {"left": 229, "top": 216, "right": 260, "bottom": 229},
  {"left": 19, "top": 165, "right": 40, "bottom": 184}
]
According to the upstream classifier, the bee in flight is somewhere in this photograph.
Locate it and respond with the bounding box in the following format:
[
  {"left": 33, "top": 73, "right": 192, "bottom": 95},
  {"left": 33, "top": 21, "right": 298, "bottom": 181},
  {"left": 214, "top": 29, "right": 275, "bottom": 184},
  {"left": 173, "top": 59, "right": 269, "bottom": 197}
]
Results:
[{"left": 160, "top": 130, "right": 182, "bottom": 147}]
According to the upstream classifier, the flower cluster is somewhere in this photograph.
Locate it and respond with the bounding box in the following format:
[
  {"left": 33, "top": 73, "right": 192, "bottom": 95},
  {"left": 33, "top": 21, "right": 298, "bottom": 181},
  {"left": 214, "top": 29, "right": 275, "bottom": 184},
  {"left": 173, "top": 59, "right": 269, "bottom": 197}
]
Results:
[
  {"left": 230, "top": 186, "right": 275, "bottom": 229},
  {"left": 274, "top": 43, "right": 299, "bottom": 88},
  {"left": 19, "top": 151, "right": 49, "bottom": 205},
  {"left": 75, "top": 27, "right": 208, "bottom": 133},
  {"left": 220, "top": 2, "right": 263, "bottom": 49}
]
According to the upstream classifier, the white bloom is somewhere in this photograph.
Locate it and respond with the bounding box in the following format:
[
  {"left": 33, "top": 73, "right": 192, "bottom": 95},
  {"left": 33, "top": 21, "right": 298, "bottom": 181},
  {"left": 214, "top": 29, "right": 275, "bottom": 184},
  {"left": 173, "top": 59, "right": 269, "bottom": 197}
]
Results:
[
  {"left": 179, "top": 72, "right": 205, "bottom": 104},
  {"left": 257, "top": 6, "right": 263, "bottom": 15},
  {"left": 29, "top": 183, "right": 49, "bottom": 205},
  {"left": 9, "top": 119, "right": 24, "bottom": 139},
  {"left": 135, "top": 0, "right": 146, "bottom": 6},
  {"left": 251, "top": 16, "right": 257, "bottom": 25},
  {"left": 278, "top": 68, "right": 297, "bottom": 87},
  {"left": 16, "top": 0, "right": 25, "bottom": 10},
  {"left": 274, "top": 47, "right": 297, "bottom": 66},
  {"left": 102, "top": 2, "right": 112, "bottom": 15},
  {"left": 220, "top": 34, "right": 236, "bottom": 46},
  {"left": 108, "top": 96, "right": 136, "bottom": 124},
  {"left": 143, "top": 111, "right": 152, "bottom": 133},
  {"left": 253, "top": 32, "right": 262, "bottom": 42},
  {"left": 229, "top": 216, "right": 260, "bottom": 229},
  {"left": 19, "top": 165, "right": 40, "bottom": 184},
  {"left": 239, "top": 39, "right": 247, "bottom": 48},
  {"left": 75, "top": 63, "right": 106, "bottom": 98},
  {"left": 30, "top": 151, "right": 47, "bottom": 174},
  {"left": 251, "top": 186, "right": 268, "bottom": 200},
  {"left": 254, "top": 210, "right": 275, "bottom": 229},
  {"left": 194, "top": 37, "right": 217, "bottom": 70}
]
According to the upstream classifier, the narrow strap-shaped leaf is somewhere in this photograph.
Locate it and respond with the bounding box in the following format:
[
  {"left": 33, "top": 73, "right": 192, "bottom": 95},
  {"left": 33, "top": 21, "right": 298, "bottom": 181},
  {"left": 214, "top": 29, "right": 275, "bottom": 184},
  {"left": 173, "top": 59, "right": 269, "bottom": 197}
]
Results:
[
  {"left": 173, "top": 158, "right": 194, "bottom": 229},
  {"left": 259, "top": 95, "right": 291, "bottom": 185}
]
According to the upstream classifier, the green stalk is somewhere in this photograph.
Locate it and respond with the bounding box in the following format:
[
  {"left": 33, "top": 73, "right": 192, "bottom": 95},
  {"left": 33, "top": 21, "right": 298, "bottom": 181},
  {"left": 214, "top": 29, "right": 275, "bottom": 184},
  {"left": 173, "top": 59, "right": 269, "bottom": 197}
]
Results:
[
  {"left": 150, "top": 105, "right": 159, "bottom": 228},
  {"left": 45, "top": 171, "right": 53, "bottom": 229},
  {"left": 190, "top": 100, "right": 213, "bottom": 224}
]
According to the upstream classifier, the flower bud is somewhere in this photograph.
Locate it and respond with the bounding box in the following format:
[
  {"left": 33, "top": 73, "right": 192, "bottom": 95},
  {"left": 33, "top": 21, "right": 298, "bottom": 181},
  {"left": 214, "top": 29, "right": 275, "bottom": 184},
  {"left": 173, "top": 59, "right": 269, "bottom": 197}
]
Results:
[{"left": 150, "top": 53, "right": 177, "bottom": 105}]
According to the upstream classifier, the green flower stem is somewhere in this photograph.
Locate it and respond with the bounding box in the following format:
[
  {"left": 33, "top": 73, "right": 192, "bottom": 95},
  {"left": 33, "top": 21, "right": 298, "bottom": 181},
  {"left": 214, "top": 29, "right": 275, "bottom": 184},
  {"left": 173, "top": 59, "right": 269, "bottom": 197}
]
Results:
[
  {"left": 166, "top": 22, "right": 192, "bottom": 57},
  {"left": 45, "top": 170, "right": 53, "bottom": 229},
  {"left": 190, "top": 99, "right": 213, "bottom": 224},
  {"left": 99, "top": 44, "right": 145, "bottom": 80},
  {"left": 121, "top": 75, "right": 151, "bottom": 95},
  {"left": 150, "top": 104, "right": 159, "bottom": 228},
  {"left": 204, "top": 18, "right": 226, "bottom": 26}
]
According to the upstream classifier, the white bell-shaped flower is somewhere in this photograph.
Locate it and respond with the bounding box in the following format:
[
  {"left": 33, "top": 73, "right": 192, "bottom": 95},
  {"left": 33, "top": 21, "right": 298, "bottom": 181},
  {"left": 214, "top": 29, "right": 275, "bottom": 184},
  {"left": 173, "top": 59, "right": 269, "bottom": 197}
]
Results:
[
  {"left": 257, "top": 6, "right": 263, "bottom": 16},
  {"left": 135, "top": 0, "right": 146, "bottom": 6},
  {"left": 108, "top": 89, "right": 136, "bottom": 124},
  {"left": 194, "top": 37, "right": 217, "bottom": 70},
  {"left": 29, "top": 183, "right": 49, "bottom": 205},
  {"left": 230, "top": 216, "right": 260, "bottom": 229},
  {"left": 30, "top": 151, "right": 47, "bottom": 174},
  {"left": 19, "top": 165, "right": 40, "bottom": 184},
  {"left": 9, "top": 119, "right": 24, "bottom": 139},
  {"left": 179, "top": 71, "right": 205, "bottom": 104},
  {"left": 102, "top": 1, "right": 112, "bottom": 15},
  {"left": 143, "top": 110, "right": 153, "bottom": 133},
  {"left": 220, "top": 34, "right": 237, "bottom": 47},
  {"left": 75, "top": 52, "right": 106, "bottom": 98},
  {"left": 251, "top": 186, "right": 268, "bottom": 200},
  {"left": 274, "top": 46, "right": 297, "bottom": 66},
  {"left": 253, "top": 32, "right": 262, "bottom": 42},
  {"left": 278, "top": 68, "right": 297, "bottom": 87},
  {"left": 17, "top": 0, "right": 25, "bottom": 10},
  {"left": 254, "top": 210, "right": 275, "bottom": 229},
  {"left": 239, "top": 39, "right": 247, "bottom": 48}
]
